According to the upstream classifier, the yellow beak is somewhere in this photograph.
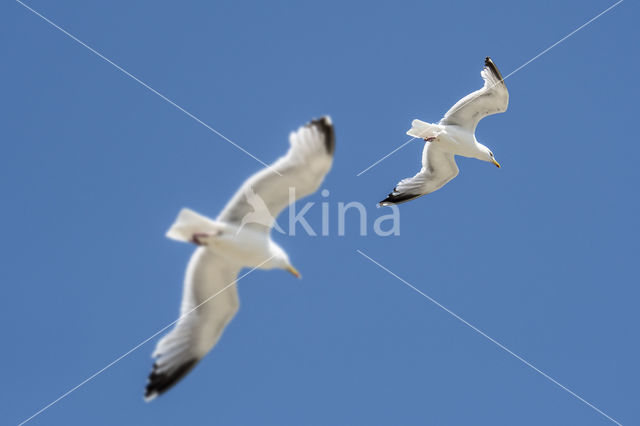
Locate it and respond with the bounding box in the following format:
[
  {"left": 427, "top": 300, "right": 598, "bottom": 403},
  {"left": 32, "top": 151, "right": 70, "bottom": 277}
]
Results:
[
  {"left": 491, "top": 158, "right": 501, "bottom": 168},
  {"left": 286, "top": 265, "right": 301, "bottom": 279}
]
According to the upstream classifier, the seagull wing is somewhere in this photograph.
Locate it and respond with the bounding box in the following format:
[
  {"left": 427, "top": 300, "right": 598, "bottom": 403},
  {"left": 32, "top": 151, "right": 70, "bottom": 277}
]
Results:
[
  {"left": 379, "top": 142, "right": 459, "bottom": 206},
  {"left": 440, "top": 57, "right": 509, "bottom": 132},
  {"left": 145, "top": 248, "right": 241, "bottom": 401},
  {"left": 217, "top": 116, "right": 335, "bottom": 231}
]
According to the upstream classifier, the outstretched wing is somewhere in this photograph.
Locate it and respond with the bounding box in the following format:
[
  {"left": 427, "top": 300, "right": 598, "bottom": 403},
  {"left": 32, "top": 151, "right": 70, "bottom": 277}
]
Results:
[
  {"left": 440, "top": 57, "right": 509, "bottom": 132},
  {"left": 145, "top": 248, "right": 241, "bottom": 401},
  {"left": 379, "top": 142, "right": 459, "bottom": 206},
  {"left": 217, "top": 116, "right": 335, "bottom": 231}
]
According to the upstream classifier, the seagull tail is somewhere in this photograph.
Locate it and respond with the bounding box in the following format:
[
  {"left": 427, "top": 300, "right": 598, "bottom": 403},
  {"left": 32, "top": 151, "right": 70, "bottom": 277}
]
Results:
[
  {"left": 406, "top": 119, "right": 441, "bottom": 139},
  {"left": 165, "top": 208, "right": 223, "bottom": 243}
]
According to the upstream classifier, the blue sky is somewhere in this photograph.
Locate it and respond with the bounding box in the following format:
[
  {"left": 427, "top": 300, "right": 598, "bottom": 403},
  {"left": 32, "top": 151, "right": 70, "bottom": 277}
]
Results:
[{"left": 2, "top": 0, "right": 638, "bottom": 425}]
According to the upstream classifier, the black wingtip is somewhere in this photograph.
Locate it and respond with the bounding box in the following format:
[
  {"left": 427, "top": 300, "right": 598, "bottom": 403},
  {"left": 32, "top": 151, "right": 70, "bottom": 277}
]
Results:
[
  {"left": 309, "top": 116, "right": 335, "bottom": 156},
  {"left": 144, "top": 358, "right": 199, "bottom": 401},
  {"left": 484, "top": 57, "right": 504, "bottom": 83},
  {"left": 378, "top": 191, "right": 423, "bottom": 206}
]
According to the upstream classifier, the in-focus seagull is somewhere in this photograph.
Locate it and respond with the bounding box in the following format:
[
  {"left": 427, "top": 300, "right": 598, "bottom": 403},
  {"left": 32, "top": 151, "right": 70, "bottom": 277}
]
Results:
[
  {"left": 145, "top": 117, "right": 335, "bottom": 401},
  {"left": 379, "top": 57, "right": 508, "bottom": 206}
]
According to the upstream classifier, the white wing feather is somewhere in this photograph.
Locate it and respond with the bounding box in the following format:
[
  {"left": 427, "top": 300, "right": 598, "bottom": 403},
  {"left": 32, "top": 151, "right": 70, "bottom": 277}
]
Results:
[
  {"left": 440, "top": 57, "right": 509, "bottom": 132},
  {"left": 379, "top": 142, "right": 459, "bottom": 205},
  {"left": 217, "top": 117, "right": 334, "bottom": 230},
  {"left": 145, "top": 248, "right": 241, "bottom": 401}
]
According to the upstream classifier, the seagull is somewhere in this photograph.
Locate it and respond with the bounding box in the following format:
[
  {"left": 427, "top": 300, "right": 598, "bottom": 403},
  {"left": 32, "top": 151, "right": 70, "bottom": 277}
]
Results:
[
  {"left": 379, "top": 57, "right": 508, "bottom": 206},
  {"left": 145, "top": 117, "right": 335, "bottom": 401}
]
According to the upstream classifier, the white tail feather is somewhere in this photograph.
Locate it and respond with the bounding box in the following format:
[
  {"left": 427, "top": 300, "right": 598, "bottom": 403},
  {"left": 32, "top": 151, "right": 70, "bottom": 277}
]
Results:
[
  {"left": 406, "top": 119, "right": 442, "bottom": 139},
  {"left": 166, "top": 208, "right": 222, "bottom": 243}
]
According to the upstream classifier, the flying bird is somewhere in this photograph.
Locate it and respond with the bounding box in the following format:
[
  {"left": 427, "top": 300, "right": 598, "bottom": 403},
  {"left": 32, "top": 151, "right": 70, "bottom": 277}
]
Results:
[
  {"left": 145, "top": 117, "right": 335, "bottom": 401},
  {"left": 380, "top": 57, "right": 508, "bottom": 206}
]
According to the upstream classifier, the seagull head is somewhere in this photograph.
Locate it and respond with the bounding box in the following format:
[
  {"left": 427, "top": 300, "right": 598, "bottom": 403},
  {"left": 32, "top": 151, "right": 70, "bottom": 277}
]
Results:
[
  {"left": 478, "top": 144, "right": 501, "bottom": 168},
  {"left": 269, "top": 242, "right": 301, "bottom": 279}
]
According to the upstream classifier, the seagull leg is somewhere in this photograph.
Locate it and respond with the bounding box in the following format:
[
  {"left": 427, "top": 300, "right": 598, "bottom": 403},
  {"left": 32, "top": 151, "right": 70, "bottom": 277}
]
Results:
[{"left": 190, "top": 232, "right": 210, "bottom": 246}]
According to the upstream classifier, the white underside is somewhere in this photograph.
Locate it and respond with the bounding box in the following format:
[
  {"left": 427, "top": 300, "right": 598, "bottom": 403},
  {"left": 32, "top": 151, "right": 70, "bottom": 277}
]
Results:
[
  {"left": 433, "top": 125, "right": 483, "bottom": 159},
  {"left": 408, "top": 120, "right": 484, "bottom": 159}
]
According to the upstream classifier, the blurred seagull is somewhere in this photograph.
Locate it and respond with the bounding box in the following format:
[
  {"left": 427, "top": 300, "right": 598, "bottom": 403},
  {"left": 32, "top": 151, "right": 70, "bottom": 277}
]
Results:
[
  {"left": 380, "top": 57, "right": 508, "bottom": 206},
  {"left": 145, "top": 117, "right": 335, "bottom": 401}
]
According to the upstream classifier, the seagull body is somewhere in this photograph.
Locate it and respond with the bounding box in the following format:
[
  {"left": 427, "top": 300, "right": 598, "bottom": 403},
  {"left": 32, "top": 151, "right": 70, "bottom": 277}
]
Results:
[
  {"left": 145, "top": 117, "right": 335, "bottom": 401},
  {"left": 380, "top": 57, "right": 508, "bottom": 206}
]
